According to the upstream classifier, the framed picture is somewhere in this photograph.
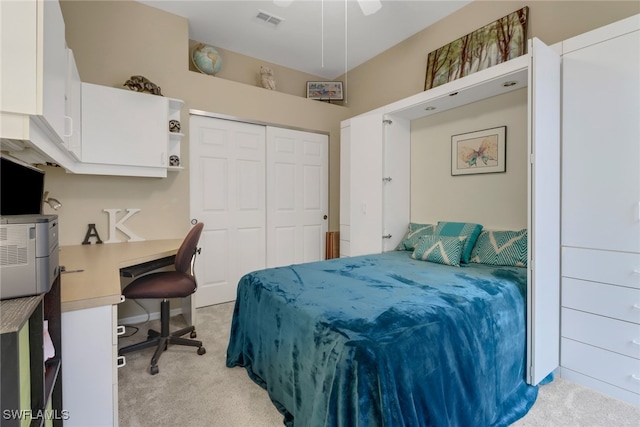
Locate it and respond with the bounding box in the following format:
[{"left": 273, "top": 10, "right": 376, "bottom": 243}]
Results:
[
  {"left": 451, "top": 126, "right": 506, "bottom": 176},
  {"left": 306, "top": 81, "right": 344, "bottom": 101},
  {"left": 424, "top": 7, "right": 528, "bottom": 90}
]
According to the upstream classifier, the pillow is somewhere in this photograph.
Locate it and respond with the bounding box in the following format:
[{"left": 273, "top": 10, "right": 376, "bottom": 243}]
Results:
[
  {"left": 434, "top": 221, "right": 483, "bottom": 264},
  {"left": 470, "top": 229, "right": 528, "bottom": 267},
  {"left": 411, "top": 235, "right": 467, "bottom": 267},
  {"left": 396, "top": 223, "right": 436, "bottom": 251}
]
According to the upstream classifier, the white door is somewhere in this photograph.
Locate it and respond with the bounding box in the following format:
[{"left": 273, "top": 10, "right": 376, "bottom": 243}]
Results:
[
  {"left": 527, "top": 38, "right": 561, "bottom": 385},
  {"left": 190, "top": 115, "right": 266, "bottom": 307},
  {"left": 266, "top": 126, "right": 328, "bottom": 267}
]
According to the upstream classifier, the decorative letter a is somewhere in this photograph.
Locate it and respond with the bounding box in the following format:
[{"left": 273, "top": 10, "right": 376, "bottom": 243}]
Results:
[{"left": 103, "top": 209, "right": 145, "bottom": 243}]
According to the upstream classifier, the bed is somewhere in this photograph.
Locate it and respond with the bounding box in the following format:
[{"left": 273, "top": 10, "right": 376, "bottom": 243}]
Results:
[{"left": 226, "top": 248, "right": 538, "bottom": 426}]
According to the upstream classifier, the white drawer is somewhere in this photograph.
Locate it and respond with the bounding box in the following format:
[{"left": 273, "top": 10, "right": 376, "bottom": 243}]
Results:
[
  {"left": 562, "top": 307, "right": 640, "bottom": 359},
  {"left": 561, "top": 338, "right": 640, "bottom": 395},
  {"left": 562, "top": 277, "right": 640, "bottom": 324},
  {"left": 562, "top": 247, "right": 640, "bottom": 289}
]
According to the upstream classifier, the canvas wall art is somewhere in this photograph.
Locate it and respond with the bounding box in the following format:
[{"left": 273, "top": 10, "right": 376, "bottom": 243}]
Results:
[{"left": 424, "top": 7, "right": 529, "bottom": 91}]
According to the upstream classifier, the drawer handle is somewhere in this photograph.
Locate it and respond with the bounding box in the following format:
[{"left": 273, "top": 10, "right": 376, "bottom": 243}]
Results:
[
  {"left": 117, "top": 355, "right": 126, "bottom": 368},
  {"left": 632, "top": 374, "right": 640, "bottom": 382}
]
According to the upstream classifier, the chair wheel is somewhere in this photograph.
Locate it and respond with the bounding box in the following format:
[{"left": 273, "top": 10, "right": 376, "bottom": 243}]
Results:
[
  {"left": 197, "top": 346, "right": 206, "bottom": 355},
  {"left": 190, "top": 331, "right": 197, "bottom": 338},
  {"left": 150, "top": 365, "right": 159, "bottom": 375}
]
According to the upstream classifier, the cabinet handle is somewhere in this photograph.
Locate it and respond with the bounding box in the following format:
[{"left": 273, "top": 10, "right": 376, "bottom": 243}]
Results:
[
  {"left": 632, "top": 339, "right": 640, "bottom": 346},
  {"left": 633, "top": 304, "right": 640, "bottom": 310},
  {"left": 631, "top": 374, "right": 640, "bottom": 382},
  {"left": 116, "top": 325, "right": 126, "bottom": 336},
  {"left": 64, "top": 116, "right": 73, "bottom": 138},
  {"left": 633, "top": 269, "right": 640, "bottom": 275},
  {"left": 117, "top": 356, "right": 126, "bottom": 368}
]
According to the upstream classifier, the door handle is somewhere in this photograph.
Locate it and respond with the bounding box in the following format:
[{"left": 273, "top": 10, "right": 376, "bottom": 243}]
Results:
[{"left": 323, "top": 215, "right": 328, "bottom": 220}]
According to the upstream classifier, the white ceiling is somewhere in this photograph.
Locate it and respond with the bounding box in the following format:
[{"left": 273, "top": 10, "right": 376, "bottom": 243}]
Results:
[{"left": 137, "top": 0, "right": 471, "bottom": 79}]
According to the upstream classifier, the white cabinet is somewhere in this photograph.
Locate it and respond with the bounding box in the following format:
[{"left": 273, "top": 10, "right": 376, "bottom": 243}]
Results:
[
  {"left": 339, "top": 39, "right": 561, "bottom": 386},
  {"left": 560, "top": 15, "right": 640, "bottom": 406},
  {"left": 79, "top": 83, "right": 176, "bottom": 178},
  {"left": 0, "top": 0, "right": 77, "bottom": 170},
  {"left": 61, "top": 304, "right": 119, "bottom": 427}
]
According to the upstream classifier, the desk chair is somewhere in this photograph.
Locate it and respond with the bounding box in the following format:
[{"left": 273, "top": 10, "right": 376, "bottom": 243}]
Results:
[{"left": 119, "top": 223, "right": 206, "bottom": 375}]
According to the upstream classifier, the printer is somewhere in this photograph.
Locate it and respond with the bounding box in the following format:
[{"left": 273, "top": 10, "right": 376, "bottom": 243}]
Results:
[{"left": 0, "top": 214, "right": 59, "bottom": 299}]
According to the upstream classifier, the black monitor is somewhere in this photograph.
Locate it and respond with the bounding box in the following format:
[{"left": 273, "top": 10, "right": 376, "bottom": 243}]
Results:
[{"left": 1, "top": 154, "right": 45, "bottom": 215}]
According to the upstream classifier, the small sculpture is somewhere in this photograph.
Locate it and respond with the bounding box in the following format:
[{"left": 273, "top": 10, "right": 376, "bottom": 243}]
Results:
[
  {"left": 123, "top": 75, "right": 163, "bottom": 96},
  {"left": 169, "top": 155, "right": 180, "bottom": 167},
  {"left": 169, "top": 120, "right": 181, "bottom": 133},
  {"left": 260, "top": 66, "right": 276, "bottom": 90}
]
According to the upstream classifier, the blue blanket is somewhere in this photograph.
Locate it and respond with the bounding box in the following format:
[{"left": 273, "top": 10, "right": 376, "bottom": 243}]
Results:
[{"left": 226, "top": 251, "right": 538, "bottom": 426}]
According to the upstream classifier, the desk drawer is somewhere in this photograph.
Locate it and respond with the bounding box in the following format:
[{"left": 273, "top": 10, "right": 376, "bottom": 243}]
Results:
[
  {"left": 561, "top": 338, "right": 640, "bottom": 395},
  {"left": 562, "top": 278, "right": 640, "bottom": 324},
  {"left": 562, "top": 247, "right": 640, "bottom": 289},
  {"left": 562, "top": 307, "right": 640, "bottom": 359}
]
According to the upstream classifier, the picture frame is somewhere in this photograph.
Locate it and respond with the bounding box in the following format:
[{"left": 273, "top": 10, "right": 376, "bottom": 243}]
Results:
[
  {"left": 451, "top": 126, "right": 506, "bottom": 176},
  {"left": 424, "top": 7, "right": 528, "bottom": 91},
  {"left": 306, "top": 81, "right": 344, "bottom": 101}
]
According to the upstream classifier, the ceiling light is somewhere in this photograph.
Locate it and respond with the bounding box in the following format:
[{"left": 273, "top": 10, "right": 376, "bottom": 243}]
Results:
[
  {"left": 424, "top": 106, "right": 436, "bottom": 111},
  {"left": 503, "top": 81, "right": 518, "bottom": 87},
  {"left": 358, "top": 0, "right": 382, "bottom": 16}
]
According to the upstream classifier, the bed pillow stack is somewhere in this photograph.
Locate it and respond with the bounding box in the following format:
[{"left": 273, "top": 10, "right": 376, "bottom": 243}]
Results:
[
  {"left": 433, "top": 221, "right": 483, "bottom": 264},
  {"left": 469, "top": 229, "right": 528, "bottom": 267}
]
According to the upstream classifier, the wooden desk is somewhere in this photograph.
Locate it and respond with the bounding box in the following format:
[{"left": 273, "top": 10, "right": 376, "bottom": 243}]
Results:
[
  {"left": 58, "top": 239, "right": 181, "bottom": 427},
  {"left": 59, "top": 239, "right": 182, "bottom": 312}
]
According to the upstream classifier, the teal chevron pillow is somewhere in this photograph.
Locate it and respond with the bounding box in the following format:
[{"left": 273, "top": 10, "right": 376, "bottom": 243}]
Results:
[
  {"left": 396, "top": 223, "right": 436, "bottom": 251},
  {"left": 434, "top": 221, "right": 483, "bottom": 264},
  {"left": 412, "top": 235, "right": 467, "bottom": 267},
  {"left": 470, "top": 229, "right": 528, "bottom": 267}
]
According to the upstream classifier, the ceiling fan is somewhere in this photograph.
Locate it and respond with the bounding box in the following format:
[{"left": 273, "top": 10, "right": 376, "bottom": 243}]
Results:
[{"left": 273, "top": 0, "right": 382, "bottom": 16}]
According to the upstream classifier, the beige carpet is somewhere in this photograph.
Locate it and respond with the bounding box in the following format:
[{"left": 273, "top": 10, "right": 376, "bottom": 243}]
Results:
[{"left": 118, "top": 302, "right": 639, "bottom": 427}]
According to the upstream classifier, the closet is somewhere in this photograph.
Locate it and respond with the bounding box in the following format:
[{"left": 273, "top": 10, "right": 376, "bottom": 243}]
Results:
[
  {"left": 560, "top": 15, "right": 640, "bottom": 405},
  {"left": 340, "top": 38, "right": 560, "bottom": 386},
  {"left": 189, "top": 113, "right": 329, "bottom": 307}
]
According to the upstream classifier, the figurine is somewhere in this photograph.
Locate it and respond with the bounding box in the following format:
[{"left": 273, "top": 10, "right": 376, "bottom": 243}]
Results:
[
  {"left": 124, "top": 75, "right": 163, "bottom": 96},
  {"left": 260, "top": 66, "right": 276, "bottom": 90}
]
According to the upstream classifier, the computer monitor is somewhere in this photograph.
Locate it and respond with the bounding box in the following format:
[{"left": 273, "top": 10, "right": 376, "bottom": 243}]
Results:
[{"left": 1, "top": 154, "right": 45, "bottom": 215}]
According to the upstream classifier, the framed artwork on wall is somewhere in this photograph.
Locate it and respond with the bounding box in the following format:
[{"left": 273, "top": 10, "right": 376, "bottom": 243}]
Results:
[
  {"left": 424, "top": 7, "right": 529, "bottom": 91},
  {"left": 306, "top": 81, "right": 344, "bottom": 101},
  {"left": 451, "top": 126, "right": 506, "bottom": 176}
]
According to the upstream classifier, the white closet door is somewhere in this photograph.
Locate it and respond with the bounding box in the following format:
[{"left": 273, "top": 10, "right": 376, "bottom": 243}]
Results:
[
  {"left": 190, "top": 115, "right": 266, "bottom": 307},
  {"left": 266, "top": 126, "right": 328, "bottom": 267},
  {"left": 527, "top": 38, "right": 561, "bottom": 385}
]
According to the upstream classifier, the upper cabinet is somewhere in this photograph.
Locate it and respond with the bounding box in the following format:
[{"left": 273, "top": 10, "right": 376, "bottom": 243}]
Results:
[
  {"left": 77, "top": 83, "right": 170, "bottom": 178},
  {"left": 0, "top": 0, "right": 183, "bottom": 178},
  {"left": 0, "top": 0, "right": 72, "bottom": 168}
]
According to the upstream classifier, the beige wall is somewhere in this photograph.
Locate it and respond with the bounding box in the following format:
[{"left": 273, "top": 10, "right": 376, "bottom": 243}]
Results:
[
  {"left": 411, "top": 89, "right": 528, "bottom": 229},
  {"left": 53, "top": 0, "right": 349, "bottom": 246},
  {"left": 341, "top": 1, "right": 640, "bottom": 115},
  {"left": 49, "top": 0, "right": 638, "bottom": 246}
]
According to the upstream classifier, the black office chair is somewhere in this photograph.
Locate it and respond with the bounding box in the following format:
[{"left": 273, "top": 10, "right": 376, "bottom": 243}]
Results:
[{"left": 119, "top": 222, "right": 206, "bottom": 375}]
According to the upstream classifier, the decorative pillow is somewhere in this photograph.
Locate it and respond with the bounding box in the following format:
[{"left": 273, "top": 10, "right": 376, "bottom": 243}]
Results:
[
  {"left": 470, "top": 229, "right": 528, "bottom": 267},
  {"left": 434, "top": 221, "right": 483, "bottom": 264},
  {"left": 411, "top": 235, "right": 467, "bottom": 267},
  {"left": 396, "top": 223, "right": 436, "bottom": 251}
]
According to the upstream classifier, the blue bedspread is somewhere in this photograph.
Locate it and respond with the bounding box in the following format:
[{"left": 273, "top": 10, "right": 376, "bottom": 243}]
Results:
[{"left": 226, "top": 251, "right": 538, "bottom": 426}]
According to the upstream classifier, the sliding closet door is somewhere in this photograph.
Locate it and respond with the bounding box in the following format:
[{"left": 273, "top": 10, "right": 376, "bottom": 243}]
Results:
[
  {"left": 527, "top": 38, "right": 561, "bottom": 385},
  {"left": 190, "top": 115, "right": 266, "bottom": 307},
  {"left": 266, "top": 126, "right": 328, "bottom": 267}
]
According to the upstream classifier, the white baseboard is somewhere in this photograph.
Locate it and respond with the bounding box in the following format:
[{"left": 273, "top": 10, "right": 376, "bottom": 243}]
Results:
[{"left": 119, "top": 307, "right": 183, "bottom": 326}]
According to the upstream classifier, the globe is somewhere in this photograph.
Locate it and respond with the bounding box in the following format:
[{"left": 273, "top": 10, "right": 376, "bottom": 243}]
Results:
[{"left": 191, "top": 43, "right": 222, "bottom": 76}]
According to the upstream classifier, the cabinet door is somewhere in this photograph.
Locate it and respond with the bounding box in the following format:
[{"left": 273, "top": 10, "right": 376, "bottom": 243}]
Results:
[
  {"left": 81, "top": 83, "right": 167, "bottom": 168},
  {"left": 41, "top": 0, "right": 67, "bottom": 143},
  {"left": 61, "top": 305, "right": 115, "bottom": 427},
  {"left": 562, "top": 30, "right": 640, "bottom": 253},
  {"left": 527, "top": 38, "right": 561, "bottom": 385},
  {"left": 348, "top": 113, "right": 384, "bottom": 257}
]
